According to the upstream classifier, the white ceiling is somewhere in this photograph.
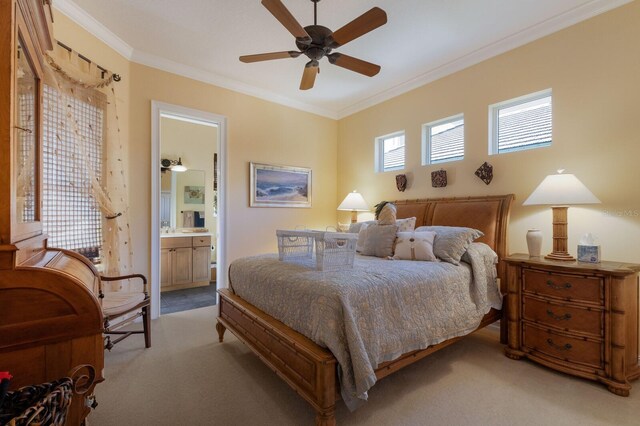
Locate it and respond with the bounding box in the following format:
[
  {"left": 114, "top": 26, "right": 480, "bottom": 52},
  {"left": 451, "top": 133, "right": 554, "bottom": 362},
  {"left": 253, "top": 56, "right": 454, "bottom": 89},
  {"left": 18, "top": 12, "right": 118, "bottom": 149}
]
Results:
[{"left": 55, "top": 0, "right": 630, "bottom": 119}]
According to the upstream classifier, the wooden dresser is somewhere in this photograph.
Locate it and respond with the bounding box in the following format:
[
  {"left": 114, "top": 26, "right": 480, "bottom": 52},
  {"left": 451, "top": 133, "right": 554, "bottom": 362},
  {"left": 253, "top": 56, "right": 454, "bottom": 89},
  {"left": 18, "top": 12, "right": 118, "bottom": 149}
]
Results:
[
  {"left": 0, "top": 0, "right": 104, "bottom": 424},
  {"left": 504, "top": 254, "right": 640, "bottom": 396}
]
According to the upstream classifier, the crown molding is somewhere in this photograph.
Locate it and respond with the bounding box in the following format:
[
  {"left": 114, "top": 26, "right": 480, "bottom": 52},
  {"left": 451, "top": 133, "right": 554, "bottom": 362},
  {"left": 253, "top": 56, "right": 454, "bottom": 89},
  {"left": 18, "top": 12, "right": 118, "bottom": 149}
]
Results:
[
  {"left": 55, "top": 0, "right": 631, "bottom": 121},
  {"left": 130, "top": 50, "right": 338, "bottom": 119},
  {"left": 53, "top": 0, "right": 337, "bottom": 119},
  {"left": 336, "top": 0, "right": 633, "bottom": 119},
  {"left": 54, "top": 0, "right": 134, "bottom": 59}
]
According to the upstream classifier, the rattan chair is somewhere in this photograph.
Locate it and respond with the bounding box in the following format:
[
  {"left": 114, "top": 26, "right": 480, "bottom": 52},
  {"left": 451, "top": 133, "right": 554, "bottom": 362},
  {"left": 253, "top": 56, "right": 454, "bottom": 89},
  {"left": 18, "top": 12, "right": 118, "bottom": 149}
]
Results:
[{"left": 99, "top": 274, "right": 151, "bottom": 350}]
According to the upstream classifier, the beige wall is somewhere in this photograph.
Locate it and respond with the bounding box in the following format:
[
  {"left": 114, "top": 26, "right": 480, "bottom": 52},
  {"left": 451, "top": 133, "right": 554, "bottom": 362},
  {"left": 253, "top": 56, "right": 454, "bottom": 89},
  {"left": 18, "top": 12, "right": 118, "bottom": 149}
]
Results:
[
  {"left": 52, "top": 12, "right": 338, "bottom": 281},
  {"left": 54, "top": 1, "right": 640, "bottom": 269},
  {"left": 131, "top": 63, "right": 338, "bottom": 275},
  {"left": 337, "top": 2, "right": 640, "bottom": 263}
]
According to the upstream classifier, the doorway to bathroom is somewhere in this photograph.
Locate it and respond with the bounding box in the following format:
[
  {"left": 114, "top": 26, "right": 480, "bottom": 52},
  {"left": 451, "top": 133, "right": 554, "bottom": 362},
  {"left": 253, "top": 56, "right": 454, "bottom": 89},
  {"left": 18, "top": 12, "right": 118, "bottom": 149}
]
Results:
[{"left": 150, "top": 102, "right": 227, "bottom": 318}]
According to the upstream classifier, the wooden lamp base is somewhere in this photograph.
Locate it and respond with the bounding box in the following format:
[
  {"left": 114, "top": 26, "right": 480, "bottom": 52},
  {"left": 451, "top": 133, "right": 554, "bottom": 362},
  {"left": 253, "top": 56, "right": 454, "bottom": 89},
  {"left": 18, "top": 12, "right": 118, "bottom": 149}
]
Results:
[
  {"left": 350, "top": 211, "right": 357, "bottom": 223},
  {"left": 545, "top": 206, "right": 575, "bottom": 261}
]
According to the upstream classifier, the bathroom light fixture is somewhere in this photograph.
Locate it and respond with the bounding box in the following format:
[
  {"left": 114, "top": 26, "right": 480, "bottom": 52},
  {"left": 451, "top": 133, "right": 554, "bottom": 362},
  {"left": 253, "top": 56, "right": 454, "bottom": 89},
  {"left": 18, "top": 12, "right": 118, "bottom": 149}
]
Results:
[{"left": 161, "top": 157, "right": 187, "bottom": 172}]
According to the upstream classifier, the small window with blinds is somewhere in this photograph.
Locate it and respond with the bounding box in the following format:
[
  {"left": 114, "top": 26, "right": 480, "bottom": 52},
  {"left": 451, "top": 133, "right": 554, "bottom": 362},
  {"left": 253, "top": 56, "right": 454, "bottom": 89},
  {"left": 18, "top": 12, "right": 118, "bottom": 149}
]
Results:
[
  {"left": 422, "top": 114, "right": 464, "bottom": 165},
  {"left": 42, "top": 84, "right": 104, "bottom": 261},
  {"left": 375, "top": 131, "right": 405, "bottom": 173},
  {"left": 490, "top": 89, "right": 552, "bottom": 154}
]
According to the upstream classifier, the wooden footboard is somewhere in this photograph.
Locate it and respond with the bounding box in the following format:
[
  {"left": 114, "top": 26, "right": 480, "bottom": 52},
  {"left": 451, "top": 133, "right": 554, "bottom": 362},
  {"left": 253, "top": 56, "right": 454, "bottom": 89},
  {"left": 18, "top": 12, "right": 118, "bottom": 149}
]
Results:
[
  {"left": 218, "top": 288, "right": 502, "bottom": 425},
  {"left": 217, "top": 288, "right": 338, "bottom": 425}
]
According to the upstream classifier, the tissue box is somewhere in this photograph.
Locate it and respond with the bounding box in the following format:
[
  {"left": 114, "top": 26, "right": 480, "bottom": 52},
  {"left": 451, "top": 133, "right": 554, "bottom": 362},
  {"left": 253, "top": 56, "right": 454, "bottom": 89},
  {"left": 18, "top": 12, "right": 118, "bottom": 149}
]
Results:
[{"left": 578, "top": 245, "right": 601, "bottom": 263}]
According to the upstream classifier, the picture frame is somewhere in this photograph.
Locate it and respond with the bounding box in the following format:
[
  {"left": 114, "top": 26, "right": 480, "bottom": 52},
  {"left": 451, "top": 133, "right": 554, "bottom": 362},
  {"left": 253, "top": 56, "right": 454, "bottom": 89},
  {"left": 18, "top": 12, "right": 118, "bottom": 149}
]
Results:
[
  {"left": 184, "top": 185, "right": 205, "bottom": 204},
  {"left": 250, "top": 162, "right": 312, "bottom": 208}
]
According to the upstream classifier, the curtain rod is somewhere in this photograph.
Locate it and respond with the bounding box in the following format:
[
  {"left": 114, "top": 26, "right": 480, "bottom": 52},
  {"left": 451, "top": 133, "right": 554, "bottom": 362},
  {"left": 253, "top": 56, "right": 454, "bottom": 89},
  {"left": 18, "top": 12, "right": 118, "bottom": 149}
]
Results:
[{"left": 56, "top": 41, "right": 122, "bottom": 82}]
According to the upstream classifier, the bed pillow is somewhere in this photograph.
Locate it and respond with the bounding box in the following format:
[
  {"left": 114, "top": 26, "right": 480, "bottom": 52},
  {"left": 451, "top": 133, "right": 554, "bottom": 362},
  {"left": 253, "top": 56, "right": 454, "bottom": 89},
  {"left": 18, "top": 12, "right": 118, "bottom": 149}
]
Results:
[
  {"left": 414, "top": 226, "right": 484, "bottom": 265},
  {"left": 361, "top": 224, "right": 399, "bottom": 258},
  {"left": 393, "top": 231, "right": 437, "bottom": 261},
  {"left": 377, "top": 203, "right": 397, "bottom": 225},
  {"left": 348, "top": 220, "right": 377, "bottom": 234},
  {"left": 396, "top": 217, "right": 416, "bottom": 232},
  {"left": 355, "top": 222, "right": 370, "bottom": 253}
]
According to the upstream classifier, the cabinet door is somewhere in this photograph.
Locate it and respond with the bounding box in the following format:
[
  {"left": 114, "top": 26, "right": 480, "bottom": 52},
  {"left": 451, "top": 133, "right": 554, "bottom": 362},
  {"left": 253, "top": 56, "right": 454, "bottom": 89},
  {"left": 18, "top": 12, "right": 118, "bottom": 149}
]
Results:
[
  {"left": 160, "top": 248, "right": 172, "bottom": 289},
  {"left": 192, "top": 246, "right": 211, "bottom": 283},
  {"left": 172, "top": 247, "right": 193, "bottom": 285}
]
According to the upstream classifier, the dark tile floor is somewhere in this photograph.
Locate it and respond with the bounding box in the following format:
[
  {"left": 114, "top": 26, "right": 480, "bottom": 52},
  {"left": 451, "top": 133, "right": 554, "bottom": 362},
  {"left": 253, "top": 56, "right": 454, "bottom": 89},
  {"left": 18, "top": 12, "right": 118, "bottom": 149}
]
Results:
[{"left": 160, "top": 283, "right": 217, "bottom": 315}]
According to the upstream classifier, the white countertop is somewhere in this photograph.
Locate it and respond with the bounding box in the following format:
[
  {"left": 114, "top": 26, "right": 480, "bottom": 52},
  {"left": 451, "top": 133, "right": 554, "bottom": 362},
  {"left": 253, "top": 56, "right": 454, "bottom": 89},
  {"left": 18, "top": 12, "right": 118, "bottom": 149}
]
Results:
[{"left": 160, "top": 232, "right": 213, "bottom": 238}]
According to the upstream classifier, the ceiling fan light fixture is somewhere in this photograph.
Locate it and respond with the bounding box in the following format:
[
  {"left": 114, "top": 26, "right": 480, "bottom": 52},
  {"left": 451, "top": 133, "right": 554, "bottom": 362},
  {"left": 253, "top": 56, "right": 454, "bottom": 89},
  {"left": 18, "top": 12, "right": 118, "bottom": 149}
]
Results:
[{"left": 241, "top": 0, "right": 387, "bottom": 90}]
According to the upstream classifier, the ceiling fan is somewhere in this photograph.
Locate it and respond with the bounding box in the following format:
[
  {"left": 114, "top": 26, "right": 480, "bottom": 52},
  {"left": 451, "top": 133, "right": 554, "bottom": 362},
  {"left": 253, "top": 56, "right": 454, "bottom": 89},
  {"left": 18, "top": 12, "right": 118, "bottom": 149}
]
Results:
[{"left": 240, "top": 0, "right": 387, "bottom": 90}]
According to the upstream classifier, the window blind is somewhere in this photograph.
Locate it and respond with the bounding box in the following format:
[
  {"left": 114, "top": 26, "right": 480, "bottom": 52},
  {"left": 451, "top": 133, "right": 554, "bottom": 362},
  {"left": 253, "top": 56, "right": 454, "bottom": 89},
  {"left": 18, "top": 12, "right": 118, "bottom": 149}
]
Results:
[
  {"left": 382, "top": 135, "right": 405, "bottom": 171},
  {"left": 42, "top": 84, "right": 104, "bottom": 260},
  {"left": 430, "top": 120, "right": 464, "bottom": 163},
  {"left": 17, "top": 92, "right": 36, "bottom": 222},
  {"left": 497, "top": 96, "right": 552, "bottom": 153}
]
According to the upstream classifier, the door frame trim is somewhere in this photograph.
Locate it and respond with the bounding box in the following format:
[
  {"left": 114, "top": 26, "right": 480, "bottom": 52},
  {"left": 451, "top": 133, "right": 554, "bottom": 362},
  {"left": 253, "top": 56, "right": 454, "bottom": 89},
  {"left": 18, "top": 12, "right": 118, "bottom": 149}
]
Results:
[{"left": 151, "top": 101, "right": 227, "bottom": 319}]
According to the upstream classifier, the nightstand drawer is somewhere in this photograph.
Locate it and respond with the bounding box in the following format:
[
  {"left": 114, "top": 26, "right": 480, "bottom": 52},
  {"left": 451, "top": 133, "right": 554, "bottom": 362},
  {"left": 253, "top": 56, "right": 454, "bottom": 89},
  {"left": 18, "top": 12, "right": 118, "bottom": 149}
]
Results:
[
  {"left": 523, "top": 269, "right": 602, "bottom": 304},
  {"left": 523, "top": 324, "right": 602, "bottom": 369},
  {"left": 523, "top": 296, "right": 603, "bottom": 336}
]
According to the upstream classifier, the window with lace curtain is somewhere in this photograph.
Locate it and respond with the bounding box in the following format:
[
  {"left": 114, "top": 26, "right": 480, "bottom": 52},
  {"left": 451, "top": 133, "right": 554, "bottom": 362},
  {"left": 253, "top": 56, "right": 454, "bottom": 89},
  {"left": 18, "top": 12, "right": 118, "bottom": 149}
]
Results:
[{"left": 42, "top": 84, "right": 104, "bottom": 261}]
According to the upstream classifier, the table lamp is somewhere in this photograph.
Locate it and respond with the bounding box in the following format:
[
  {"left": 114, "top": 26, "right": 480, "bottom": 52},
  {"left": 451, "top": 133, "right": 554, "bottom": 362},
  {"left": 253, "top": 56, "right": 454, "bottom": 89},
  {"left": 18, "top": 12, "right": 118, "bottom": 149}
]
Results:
[
  {"left": 338, "top": 191, "right": 369, "bottom": 223},
  {"left": 523, "top": 170, "right": 600, "bottom": 261}
]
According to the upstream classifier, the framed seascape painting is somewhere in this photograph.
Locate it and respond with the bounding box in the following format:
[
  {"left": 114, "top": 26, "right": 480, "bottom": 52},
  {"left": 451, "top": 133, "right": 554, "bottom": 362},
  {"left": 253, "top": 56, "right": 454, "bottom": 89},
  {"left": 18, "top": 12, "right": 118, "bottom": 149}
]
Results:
[{"left": 250, "top": 162, "right": 312, "bottom": 208}]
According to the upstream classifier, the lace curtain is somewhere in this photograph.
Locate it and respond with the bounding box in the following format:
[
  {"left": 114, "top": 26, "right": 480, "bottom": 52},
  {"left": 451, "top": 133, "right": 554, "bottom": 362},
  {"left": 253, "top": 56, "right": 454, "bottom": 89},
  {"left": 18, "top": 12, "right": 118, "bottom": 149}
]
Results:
[{"left": 43, "top": 44, "right": 133, "bottom": 290}]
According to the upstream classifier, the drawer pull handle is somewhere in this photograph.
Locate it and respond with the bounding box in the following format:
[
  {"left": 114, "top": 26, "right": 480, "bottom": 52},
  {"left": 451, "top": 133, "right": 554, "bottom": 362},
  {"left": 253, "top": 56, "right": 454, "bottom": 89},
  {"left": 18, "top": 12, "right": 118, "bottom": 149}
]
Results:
[
  {"left": 546, "top": 279, "right": 572, "bottom": 290},
  {"left": 546, "top": 310, "right": 572, "bottom": 321},
  {"left": 546, "top": 338, "right": 572, "bottom": 351}
]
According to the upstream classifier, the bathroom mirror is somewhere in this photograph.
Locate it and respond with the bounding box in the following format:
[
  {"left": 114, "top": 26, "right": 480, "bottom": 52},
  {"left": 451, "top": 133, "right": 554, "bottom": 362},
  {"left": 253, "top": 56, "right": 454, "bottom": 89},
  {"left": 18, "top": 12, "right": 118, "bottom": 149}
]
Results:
[{"left": 160, "top": 169, "right": 206, "bottom": 229}]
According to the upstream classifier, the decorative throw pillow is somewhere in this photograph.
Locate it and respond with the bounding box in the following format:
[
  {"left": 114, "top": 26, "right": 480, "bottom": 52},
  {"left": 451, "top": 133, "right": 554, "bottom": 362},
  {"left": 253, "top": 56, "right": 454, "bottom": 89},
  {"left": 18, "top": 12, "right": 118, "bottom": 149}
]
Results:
[
  {"left": 393, "top": 231, "right": 437, "bottom": 261},
  {"left": 348, "top": 220, "right": 377, "bottom": 234},
  {"left": 355, "top": 222, "right": 370, "bottom": 253},
  {"left": 396, "top": 217, "right": 416, "bottom": 232},
  {"left": 377, "top": 203, "right": 397, "bottom": 225},
  {"left": 415, "top": 226, "right": 484, "bottom": 265},
  {"left": 361, "top": 224, "right": 399, "bottom": 258}
]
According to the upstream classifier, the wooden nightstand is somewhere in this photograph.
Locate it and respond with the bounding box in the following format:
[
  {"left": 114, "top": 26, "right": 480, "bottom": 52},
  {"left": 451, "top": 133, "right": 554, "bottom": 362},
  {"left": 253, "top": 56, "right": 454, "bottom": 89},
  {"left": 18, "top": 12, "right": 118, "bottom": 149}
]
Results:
[{"left": 504, "top": 254, "right": 640, "bottom": 396}]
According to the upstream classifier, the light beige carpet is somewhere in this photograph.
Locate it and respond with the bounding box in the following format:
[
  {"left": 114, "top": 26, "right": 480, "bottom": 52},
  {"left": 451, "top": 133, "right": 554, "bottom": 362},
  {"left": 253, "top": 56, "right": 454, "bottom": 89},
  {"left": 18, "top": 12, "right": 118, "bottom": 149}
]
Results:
[{"left": 92, "top": 306, "right": 640, "bottom": 425}]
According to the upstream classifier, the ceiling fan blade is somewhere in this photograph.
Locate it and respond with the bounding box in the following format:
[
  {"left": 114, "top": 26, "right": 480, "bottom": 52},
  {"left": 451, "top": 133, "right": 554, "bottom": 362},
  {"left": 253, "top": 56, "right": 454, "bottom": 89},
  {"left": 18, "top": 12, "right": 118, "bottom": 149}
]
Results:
[
  {"left": 328, "top": 53, "right": 380, "bottom": 77},
  {"left": 300, "top": 65, "right": 318, "bottom": 90},
  {"left": 239, "top": 51, "right": 301, "bottom": 63},
  {"left": 261, "top": 0, "right": 311, "bottom": 42},
  {"left": 330, "top": 7, "right": 387, "bottom": 47}
]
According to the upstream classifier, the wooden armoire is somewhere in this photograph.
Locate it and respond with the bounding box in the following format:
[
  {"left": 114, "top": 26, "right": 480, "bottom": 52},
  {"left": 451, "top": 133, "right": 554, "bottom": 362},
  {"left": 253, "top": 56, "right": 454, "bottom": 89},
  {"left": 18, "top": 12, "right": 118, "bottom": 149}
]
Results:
[{"left": 0, "top": 0, "right": 105, "bottom": 424}]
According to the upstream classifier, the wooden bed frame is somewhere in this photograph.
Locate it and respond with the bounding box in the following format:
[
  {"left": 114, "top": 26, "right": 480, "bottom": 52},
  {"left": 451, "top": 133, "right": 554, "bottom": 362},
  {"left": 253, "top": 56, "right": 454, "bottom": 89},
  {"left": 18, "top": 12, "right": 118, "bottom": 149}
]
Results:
[{"left": 217, "top": 194, "right": 514, "bottom": 425}]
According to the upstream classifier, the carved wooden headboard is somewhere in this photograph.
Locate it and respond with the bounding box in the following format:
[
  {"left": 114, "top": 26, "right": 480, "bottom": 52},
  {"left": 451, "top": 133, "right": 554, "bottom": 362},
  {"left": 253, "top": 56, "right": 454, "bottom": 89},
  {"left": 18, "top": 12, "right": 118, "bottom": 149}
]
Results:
[{"left": 394, "top": 194, "right": 514, "bottom": 289}]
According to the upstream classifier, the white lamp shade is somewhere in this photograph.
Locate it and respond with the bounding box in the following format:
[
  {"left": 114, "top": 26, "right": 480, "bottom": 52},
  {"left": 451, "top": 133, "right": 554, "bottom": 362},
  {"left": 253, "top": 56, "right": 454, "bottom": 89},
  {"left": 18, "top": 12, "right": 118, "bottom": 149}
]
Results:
[
  {"left": 523, "top": 172, "right": 600, "bottom": 206},
  {"left": 338, "top": 191, "right": 369, "bottom": 211},
  {"left": 171, "top": 157, "right": 187, "bottom": 172}
]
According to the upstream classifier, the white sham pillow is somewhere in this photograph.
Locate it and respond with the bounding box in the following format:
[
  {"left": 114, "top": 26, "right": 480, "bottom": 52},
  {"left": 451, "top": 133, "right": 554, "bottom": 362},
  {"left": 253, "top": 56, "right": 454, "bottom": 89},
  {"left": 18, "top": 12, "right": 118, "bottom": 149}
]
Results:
[
  {"left": 396, "top": 217, "right": 416, "bottom": 232},
  {"left": 393, "top": 231, "right": 437, "bottom": 261}
]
